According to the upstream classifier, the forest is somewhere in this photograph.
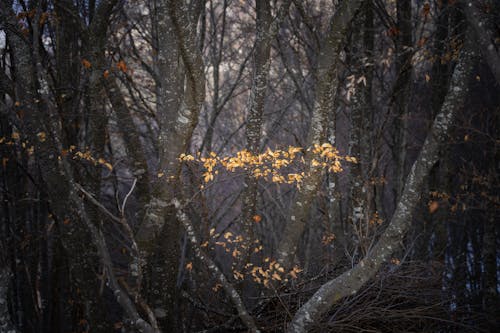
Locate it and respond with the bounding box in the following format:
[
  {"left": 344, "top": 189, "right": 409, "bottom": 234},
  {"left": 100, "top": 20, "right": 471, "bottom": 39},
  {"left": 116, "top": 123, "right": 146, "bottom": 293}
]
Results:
[{"left": 0, "top": 0, "right": 499, "bottom": 332}]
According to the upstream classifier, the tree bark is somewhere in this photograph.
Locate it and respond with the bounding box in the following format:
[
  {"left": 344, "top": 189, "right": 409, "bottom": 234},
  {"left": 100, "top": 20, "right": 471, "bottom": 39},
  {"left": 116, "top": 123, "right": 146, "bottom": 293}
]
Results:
[
  {"left": 134, "top": 1, "right": 205, "bottom": 330},
  {"left": 0, "top": 268, "right": 19, "bottom": 333},
  {"left": 277, "top": 0, "right": 365, "bottom": 271},
  {"left": 240, "top": 0, "right": 291, "bottom": 264},
  {"left": 287, "top": 32, "right": 476, "bottom": 333},
  {"left": 461, "top": 0, "right": 500, "bottom": 84}
]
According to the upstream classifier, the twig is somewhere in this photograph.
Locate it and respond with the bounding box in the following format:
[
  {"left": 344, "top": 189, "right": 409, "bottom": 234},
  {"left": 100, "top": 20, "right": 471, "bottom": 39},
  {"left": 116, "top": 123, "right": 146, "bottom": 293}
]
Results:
[
  {"left": 172, "top": 198, "right": 260, "bottom": 333},
  {"left": 121, "top": 178, "right": 137, "bottom": 214},
  {"left": 74, "top": 182, "right": 121, "bottom": 223}
]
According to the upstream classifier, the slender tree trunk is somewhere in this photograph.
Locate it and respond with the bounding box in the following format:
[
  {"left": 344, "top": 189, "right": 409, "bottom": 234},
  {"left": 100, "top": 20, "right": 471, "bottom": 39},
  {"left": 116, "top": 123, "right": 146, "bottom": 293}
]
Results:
[
  {"left": 392, "top": 0, "right": 412, "bottom": 204},
  {"left": 277, "top": 0, "right": 365, "bottom": 271},
  {"left": 347, "top": 1, "right": 374, "bottom": 256},
  {"left": 239, "top": 0, "right": 291, "bottom": 264}
]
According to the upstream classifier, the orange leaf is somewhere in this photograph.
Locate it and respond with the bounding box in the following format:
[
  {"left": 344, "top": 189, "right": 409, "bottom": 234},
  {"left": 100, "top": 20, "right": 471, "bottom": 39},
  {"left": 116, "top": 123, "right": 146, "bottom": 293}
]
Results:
[
  {"left": 387, "top": 26, "right": 400, "bottom": 37},
  {"left": 253, "top": 214, "right": 262, "bottom": 223},
  {"left": 103, "top": 70, "right": 110, "bottom": 78},
  {"left": 63, "top": 218, "right": 70, "bottom": 225},
  {"left": 422, "top": 3, "right": 431, "bottom": 17},
  {"left": 117, "top": 60, "right": 127, "bottom": 72},
  {"left": 428, "top": 201, "right": 439, "bottom": 214},
  {"left": 81, "top": 59, "right": 92, "bottom": 69}
]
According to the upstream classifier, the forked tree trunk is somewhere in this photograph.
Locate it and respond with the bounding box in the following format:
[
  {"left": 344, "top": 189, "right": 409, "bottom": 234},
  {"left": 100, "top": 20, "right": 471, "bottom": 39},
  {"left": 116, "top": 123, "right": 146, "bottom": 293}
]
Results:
[
  {"left": 277, "top": 0, "right": 365, "bottom": 271},
  {"left": 134, "top": 1, "right": 205, "bottom": 330},
  {"left": 287, "top": 32, "right": 476, "bottom": 333}
]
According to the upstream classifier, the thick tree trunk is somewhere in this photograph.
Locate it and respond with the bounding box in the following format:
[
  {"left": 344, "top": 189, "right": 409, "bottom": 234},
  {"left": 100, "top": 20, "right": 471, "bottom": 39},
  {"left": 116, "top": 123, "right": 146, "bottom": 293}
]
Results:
[{"left": 135, "top": 1, "right": 205, "bottom": 330}]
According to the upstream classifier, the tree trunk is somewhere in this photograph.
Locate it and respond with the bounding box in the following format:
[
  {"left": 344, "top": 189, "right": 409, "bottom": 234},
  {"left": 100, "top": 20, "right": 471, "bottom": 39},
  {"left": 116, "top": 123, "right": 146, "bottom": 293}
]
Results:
[
  {"left": 277, "top": 0, "right": 364, "bottom": 271},
  {"left": 287, "top": 32, "right": 476, "bottom": 333}
]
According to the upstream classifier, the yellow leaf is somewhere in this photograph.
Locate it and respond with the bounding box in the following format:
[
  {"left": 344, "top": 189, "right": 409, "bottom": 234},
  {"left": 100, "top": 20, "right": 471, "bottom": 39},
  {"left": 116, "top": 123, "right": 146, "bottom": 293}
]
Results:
[
  {"left": 37, "top": 132, "right": 46, "bottom": 142},
  {"left": 272, "top": 273, "right": 282, "bottom": 281},
  {"left": 203, "top": 172, "right": 214, "bottom": 183},
  {"left": 185, "top": 262, "right": 193, "bottom": 271},
  {"left": 232, "top": 249, "right": 241, "bottom": 258}
]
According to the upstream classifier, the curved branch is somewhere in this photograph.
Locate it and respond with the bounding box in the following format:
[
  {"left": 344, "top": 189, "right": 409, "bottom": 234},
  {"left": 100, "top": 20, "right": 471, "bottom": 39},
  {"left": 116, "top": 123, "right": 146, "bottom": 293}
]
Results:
[{"left": 287, "top": 33, "right": 477, "bottom": 333}]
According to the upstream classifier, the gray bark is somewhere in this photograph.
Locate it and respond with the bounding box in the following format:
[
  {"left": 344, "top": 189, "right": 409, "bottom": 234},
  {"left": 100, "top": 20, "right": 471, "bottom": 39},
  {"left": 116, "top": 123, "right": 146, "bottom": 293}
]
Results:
[
  {"left": 240, "top": 0, "right": 291, "bottom": 264},
  {"left": 392, "top": 0, "right": 413, "bottom": 203},
  {"left": 134, "top": 1, "right": 205, "bottom": 329},
  {"left": 347, "top": 2, "right": 374, "bottom": 256},
  {"left": 105, "top": 77, "right": 151, "bottom": 223},
  {"left": 0, "top": 268, "right": 18, "bottom": 333},
  {"left": 1, "top": 1, "right": 126, "bottom": 331},
  {"left": 287, "top": 32, "right": 476, "bottom": 333},
  {"left": 461, "top": 0, "right": 500, "bottom": 84},
  {"left": 172, "top": 199, "right": 260, "bottom": 333},
  {"left": 277, "top": 0, "right": 365, "bottom": 271}
]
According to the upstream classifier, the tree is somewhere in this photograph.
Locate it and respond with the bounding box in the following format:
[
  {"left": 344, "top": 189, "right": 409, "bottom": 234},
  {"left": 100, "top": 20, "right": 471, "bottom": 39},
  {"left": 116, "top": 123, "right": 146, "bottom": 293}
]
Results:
[{"left": 0, "top": 1, "right": 498, "bottom": 332}]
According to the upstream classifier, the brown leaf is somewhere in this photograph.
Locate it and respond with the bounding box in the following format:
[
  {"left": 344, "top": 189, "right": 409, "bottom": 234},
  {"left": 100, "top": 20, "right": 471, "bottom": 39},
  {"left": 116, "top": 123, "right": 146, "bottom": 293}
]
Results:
[
  {"left": 428, "top": 201, "right": 439, "bottom": 214},
  {"left": 81, "top": 59, "right": 92, "bottom": 69},
  {"left": 422, "top": 3, "right": 431, "bottom": 17},
  {"left": 117, "top": 60, "right": 127, "bottom": 72}
]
